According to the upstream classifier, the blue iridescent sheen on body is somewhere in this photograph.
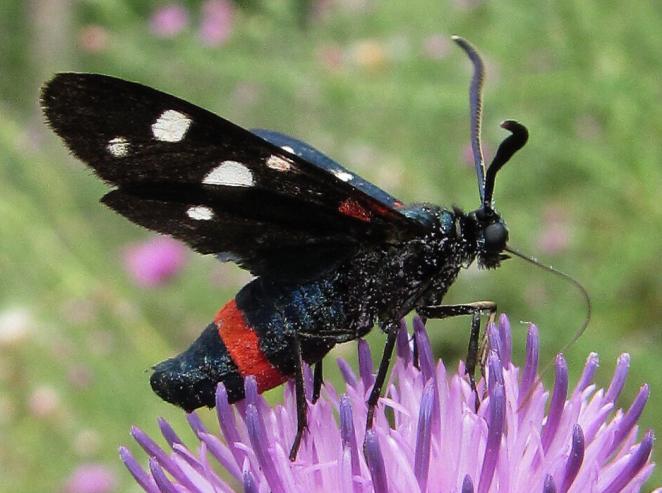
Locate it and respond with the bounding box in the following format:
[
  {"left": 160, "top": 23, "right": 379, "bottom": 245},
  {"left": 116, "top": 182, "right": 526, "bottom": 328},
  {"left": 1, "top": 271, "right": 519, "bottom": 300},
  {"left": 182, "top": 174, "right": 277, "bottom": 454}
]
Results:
[{"left": 236, "top": 277, "right": 348, "bottom": 375}]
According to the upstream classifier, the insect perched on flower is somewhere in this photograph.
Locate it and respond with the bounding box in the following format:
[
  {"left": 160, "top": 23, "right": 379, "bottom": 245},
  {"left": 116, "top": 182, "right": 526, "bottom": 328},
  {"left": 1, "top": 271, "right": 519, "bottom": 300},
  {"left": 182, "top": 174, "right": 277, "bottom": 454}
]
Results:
[
  {"left": 40, "top": 37, "right": 579, "bottom": 460},
  {"left": 120, "top": 317, "right": 656, "bottom": 492}
]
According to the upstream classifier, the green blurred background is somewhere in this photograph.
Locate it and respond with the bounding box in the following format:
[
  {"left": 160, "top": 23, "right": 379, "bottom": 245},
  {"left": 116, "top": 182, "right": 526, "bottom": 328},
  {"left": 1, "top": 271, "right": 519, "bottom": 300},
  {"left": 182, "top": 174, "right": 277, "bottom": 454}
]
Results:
[{"left": 1, "top": 0, "right": 660, "bottom": 491}]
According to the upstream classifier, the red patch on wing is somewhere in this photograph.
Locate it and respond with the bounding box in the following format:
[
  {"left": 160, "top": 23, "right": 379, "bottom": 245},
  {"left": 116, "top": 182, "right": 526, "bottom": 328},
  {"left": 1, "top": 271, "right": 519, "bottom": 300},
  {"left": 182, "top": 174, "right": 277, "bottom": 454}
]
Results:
[
  {"left": 338, "top": 198, "right": 372, "bottom": 222},
  {"left": 366, "top": 200, "right": 405, "bottom": 219},
  {"left": 215, "top": 299, "right": 286, "bottom": 392}
]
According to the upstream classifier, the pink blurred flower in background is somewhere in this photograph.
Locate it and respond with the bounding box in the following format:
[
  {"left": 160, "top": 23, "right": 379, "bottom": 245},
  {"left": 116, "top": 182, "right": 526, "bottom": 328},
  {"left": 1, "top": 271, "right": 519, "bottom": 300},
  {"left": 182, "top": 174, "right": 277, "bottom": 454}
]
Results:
[
  {"left": 122, "top": 236, "right": 187, "bottom": 287},
  {"left": 537, "top": 204, "right": 572, "bottom": 255},
  {"left": 199, "top": 0, "right": 235, "bottom": 47},
  {"left": 28, "top": 385, "right": 62, "bottom": 419},
  {"left": 317, "top": 43, "right": 345, "bottom": 72},
  {"left": 121, "top": 316, "right": 656, "bottom": 492},
  {"left": 78, "top": 25, "right": 110, "bottom": 53},
  {"left": 64, "top": 463, "right": 117, "bottom": 493},
  {"left": 150, "top": 4, "right": 189, "bottom": 38},
  {"left": 422, "top": 34, "right": 451, "bottom": 60}
]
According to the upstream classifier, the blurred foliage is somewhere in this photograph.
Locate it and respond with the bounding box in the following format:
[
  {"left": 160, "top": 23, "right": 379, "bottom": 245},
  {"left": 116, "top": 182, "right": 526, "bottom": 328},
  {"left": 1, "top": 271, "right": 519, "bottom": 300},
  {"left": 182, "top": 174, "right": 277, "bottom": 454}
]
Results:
[{"left": 0, "top": 0, "right": 660, "bottom": 491}]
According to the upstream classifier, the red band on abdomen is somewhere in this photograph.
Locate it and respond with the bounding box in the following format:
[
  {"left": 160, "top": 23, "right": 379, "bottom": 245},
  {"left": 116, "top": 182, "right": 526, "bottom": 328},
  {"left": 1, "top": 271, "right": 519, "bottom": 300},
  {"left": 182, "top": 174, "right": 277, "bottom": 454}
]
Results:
[{"left": 214, "top": 299, "right": 286, "bottom": 392}]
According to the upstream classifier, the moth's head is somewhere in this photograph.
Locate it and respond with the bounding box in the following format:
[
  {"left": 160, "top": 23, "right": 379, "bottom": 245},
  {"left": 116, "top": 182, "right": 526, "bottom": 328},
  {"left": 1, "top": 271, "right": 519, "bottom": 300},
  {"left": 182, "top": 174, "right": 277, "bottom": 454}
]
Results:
[{"left": 470, "top": 207, "right": 509, "bottom": 269}]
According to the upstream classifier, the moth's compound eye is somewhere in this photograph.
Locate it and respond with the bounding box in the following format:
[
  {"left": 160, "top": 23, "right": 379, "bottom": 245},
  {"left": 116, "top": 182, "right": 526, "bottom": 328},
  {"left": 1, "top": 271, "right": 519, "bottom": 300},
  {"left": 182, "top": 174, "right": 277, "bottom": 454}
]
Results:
[{"left": 484, "top": 222, "right": 508, "bottom": 251}]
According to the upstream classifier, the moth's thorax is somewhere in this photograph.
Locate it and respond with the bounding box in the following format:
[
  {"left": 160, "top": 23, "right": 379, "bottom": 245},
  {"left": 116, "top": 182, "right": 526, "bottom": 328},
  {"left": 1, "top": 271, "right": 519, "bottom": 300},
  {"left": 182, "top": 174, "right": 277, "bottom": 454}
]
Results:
[{"left": 336, "top": 204, "right": 479, "bottom": 326}]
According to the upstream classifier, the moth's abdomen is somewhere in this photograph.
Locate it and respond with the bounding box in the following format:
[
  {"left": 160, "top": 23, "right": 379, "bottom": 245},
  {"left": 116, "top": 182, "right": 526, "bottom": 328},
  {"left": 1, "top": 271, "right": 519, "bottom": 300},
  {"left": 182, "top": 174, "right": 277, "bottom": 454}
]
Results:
[
  {"left": 150, "top": 277, "right": 350, "bottom": 411},
  {"left": 236, "top": 278, "right": 347, "bottom": 375},
  {"left": 149, "top": 318, "right": 243, "bottom": 411},
  {"left": 214, "top": 299, "right": 289, "bottom": 393},
  {"left": 150, "top": 297, "right": 288, "bottom": 411}
]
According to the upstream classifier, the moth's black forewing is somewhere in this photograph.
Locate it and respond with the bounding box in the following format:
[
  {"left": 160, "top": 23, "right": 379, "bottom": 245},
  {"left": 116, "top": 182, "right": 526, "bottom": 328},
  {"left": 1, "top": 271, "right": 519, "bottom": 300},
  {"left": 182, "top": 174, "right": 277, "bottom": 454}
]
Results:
[
  {"left": 41, "top": 73, "right": 411, "bottom": 215},
  {"left": 251, "top": 129, "right": 403, "bottom": 210},
  {"left": 41, "top": 73, "right": 427, "bottom": 280},
  {"left": 42, "top": 73, "right": 283, "bottom": 188}
]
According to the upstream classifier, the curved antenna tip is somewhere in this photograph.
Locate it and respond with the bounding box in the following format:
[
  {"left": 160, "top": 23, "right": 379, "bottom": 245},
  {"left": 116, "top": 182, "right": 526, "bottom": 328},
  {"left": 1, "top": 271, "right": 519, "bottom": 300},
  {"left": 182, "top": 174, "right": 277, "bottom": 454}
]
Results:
[
  {"left": 451, "top": 35, "right": 470, "bottom": 46},
  {"left": 499, "top": 120, "right": 529, "bottom": 138},
  {"left": 505, "top": 245, "right": 592, "bottom": 349},
  {"left": 452, "top": 35, "right": 486, "bottom": 202},
  {"left": 452, "top": 36, "right": 480, "bottom": 57}
]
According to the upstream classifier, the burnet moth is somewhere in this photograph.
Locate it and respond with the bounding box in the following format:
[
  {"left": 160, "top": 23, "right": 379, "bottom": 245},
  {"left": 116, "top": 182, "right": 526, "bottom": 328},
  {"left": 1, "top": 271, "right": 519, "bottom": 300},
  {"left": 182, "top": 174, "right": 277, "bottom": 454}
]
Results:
[{"left": 41, "top": 37, "right": 574, "bottom": 460}]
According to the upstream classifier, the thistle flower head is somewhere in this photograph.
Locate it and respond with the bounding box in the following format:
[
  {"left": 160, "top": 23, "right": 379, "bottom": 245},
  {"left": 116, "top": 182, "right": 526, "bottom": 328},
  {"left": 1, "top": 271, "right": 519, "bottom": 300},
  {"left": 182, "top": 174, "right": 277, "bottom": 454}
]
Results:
[{"left": 121, "top": 315, "right": 656, "bottom": 492}]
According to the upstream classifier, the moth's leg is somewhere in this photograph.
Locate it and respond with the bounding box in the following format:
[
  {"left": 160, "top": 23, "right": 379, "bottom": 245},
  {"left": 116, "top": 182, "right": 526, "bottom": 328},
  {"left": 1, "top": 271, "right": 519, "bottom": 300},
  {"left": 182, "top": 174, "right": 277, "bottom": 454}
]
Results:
[
  {"left": 365, "top": 320, "right": 400, "bottom": 430},
  {"left": 417, "top": 301, "right": 497, "bottom": 319},
  {"left": 288, "top": 334, "right": 308, "bottom": 461},
  {"left": 312, "top": 361, "right": 323, "bottom": 404},
  {"left": 417, "top": 301, "right": 497, "bottom": 409},
  {"left": 298, "top": 328, "right": 355, "bottom": 340}
]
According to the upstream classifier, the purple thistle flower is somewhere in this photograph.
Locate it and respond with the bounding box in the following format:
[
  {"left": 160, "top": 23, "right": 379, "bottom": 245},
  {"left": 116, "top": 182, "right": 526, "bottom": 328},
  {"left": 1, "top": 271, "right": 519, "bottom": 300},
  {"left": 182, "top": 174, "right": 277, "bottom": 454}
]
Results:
[
  {"left": 121, "top": 316, "right": 657, "bottom": 492},
  {"left": 122, "top": 236, "right": 187, "bottom": 287}
]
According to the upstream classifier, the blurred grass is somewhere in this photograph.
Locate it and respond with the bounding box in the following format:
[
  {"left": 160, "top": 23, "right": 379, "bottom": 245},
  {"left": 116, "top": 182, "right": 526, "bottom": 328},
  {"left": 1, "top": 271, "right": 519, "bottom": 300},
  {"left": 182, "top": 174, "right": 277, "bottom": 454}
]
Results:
[{"left": 1, "top": 0, "right": 660, "bottom": 490}]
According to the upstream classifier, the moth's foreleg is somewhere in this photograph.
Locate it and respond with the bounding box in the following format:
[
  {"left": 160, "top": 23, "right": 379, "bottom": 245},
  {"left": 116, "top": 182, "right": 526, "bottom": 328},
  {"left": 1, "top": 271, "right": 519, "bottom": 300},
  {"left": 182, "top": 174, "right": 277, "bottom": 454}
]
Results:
[{"left": 417, "top": 301, "right": 497, "bottom": 410}]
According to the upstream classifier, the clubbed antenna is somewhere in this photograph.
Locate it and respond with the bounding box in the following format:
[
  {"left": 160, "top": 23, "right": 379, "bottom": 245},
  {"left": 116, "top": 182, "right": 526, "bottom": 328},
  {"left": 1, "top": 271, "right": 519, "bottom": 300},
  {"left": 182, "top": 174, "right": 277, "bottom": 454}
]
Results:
[
  {"left": 453, "top": 37, "right": 530, "bottom": 211},
  {"left": 452, "top": 35, "right": 486, "bottom": 202},
  {"left": 483, "top": 120, "right": 529, "bottom": 208}
]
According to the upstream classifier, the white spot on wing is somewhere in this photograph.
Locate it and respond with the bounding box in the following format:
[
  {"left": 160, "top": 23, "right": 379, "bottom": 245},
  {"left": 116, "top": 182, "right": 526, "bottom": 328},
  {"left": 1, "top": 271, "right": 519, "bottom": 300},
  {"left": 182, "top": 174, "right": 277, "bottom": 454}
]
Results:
[
  {"left": 203, "top": 161, "right": 254, "bottom": 187},
  {"left": 151, "top": 110, "right": 191, "bottom": 142},
  {"left": 187, "top": 206, "right": 214, "bottom": 221},
  {"left": 266, "top": 154, "right": 292, "bottom": 172},
  {"left": 107, "top": 137, "right": 130, "bottom": 157},
  {"left": 332, "top": 169, "right": 353, "bottom": 182},
  {"left": 281, "top": 145, "right": 295, "bottom": 154}
]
